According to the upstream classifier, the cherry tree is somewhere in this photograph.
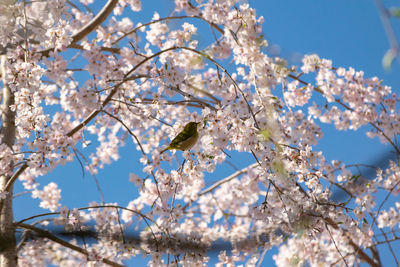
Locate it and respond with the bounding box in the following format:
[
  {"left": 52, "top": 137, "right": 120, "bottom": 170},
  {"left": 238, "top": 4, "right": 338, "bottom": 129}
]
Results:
[{"left": 0, "top": 0, "right": 399, "bottom": 266}]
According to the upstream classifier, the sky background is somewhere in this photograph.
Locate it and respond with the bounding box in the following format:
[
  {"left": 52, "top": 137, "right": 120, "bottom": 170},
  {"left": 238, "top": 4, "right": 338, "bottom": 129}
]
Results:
[{"left": 12, "top": 0, "right": 400, "bottom": 266}]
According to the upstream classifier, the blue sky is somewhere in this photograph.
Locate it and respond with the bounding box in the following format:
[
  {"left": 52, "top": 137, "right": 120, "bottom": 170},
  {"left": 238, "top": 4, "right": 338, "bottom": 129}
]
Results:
[{"left": 13, "top": 0, "right": 400, "bottom": 266}]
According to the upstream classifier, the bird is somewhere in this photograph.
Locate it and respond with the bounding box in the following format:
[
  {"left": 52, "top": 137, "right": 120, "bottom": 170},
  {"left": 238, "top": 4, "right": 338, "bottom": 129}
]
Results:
[{"left": 160, "top": 121, "right": 200, "bottom": 154}]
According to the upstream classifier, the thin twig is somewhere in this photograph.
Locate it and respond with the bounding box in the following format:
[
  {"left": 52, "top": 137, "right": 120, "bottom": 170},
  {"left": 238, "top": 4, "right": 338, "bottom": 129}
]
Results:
[
  {"left": 112, "top": 15, "right": 224, "bottom": 45},
  {"left": 325, "top": 222, "right": 350, "bottom": 267},
  {"left": 288, "top": 73, "right": 400, "bottom": 155},
  {"left": 101, "top": 110, "right": 147, "bottom": 157},
  {"left": 198, "top": 162, "right": 259, "bottom": 196},
  {"left": 176, "top": 46, "right": 260, "bottom": 129},
  {"left": 324, "top": 217, "right": 379, "bottom": 267}
]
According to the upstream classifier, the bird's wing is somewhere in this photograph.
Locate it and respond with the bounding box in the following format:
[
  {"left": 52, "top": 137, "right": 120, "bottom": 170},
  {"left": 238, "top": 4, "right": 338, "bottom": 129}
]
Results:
[{"left": 169, "top": 131, "right": 192, "bottom": 146}]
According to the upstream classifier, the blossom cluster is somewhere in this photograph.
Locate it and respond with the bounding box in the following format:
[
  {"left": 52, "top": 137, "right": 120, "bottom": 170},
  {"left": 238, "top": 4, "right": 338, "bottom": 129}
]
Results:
[{"left": 0, "top": 0, "right": 399, "bottom": 266}]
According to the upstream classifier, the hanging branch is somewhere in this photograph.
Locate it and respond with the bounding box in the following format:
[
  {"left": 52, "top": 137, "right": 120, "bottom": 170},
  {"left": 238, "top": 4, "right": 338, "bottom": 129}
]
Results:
[{"left": 16, "top": 223, "right": 125, "bottom": 267}]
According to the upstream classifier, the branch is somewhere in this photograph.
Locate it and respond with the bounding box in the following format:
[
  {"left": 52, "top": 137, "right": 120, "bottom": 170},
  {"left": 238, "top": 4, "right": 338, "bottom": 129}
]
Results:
[
  {"left": 101, "top": 110, "right": 147, "bottom": 157},
  {"left": 69, "top": 43, "right": 120, "bottom": 54},
  {"left": 112, "top": 15, "right": 224, "bottom": 45},
  {"left": 171, "top": 85, "right": 216, "bottom": 110},
  {"left": 4, "top": 46, "right": 182, "bottom": 193},
  {"left": 71, "top": 0, "right": 119, "bottom": 43},
  {"left": 175, "top": 46, "right": 260, "bottom": 129},
  {"left": 324, "top": 217, "right": 380, "bottom": 267},
  {"left": 325, "top": 223, "right": 350, "bottom": 267},
  {"left": 67, "top": 83, "right": 123, "bottom": 137},
  {"left": 39, "top": 0, "right": 119, "bottom": 57},
  {"left": 17, "top": 205, "right": 158, "bottom": 229},
  {"left": 371, "top": 179, "right": 400, "bottom": 229},
  {"left": 16, "top": 223, "right": 126, "bottom": 267},
  {"left": 117, "top": 98, "right": 204, "bottom": 109},
  {"left": 198, "top": 162, "right": 259, "bottom": 197},
  {"left": 2, "top": 81, "right": 122, "bottom": 194},
  {"left": 288, "top": 73, "right": 400, "bottom": 155}
]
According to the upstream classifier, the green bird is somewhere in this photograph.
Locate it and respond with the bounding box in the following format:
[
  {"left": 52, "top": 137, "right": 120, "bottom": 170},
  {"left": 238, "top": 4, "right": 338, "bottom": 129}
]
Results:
[{"left": 160, "top": 121, "right": 200, "bottom": 154}]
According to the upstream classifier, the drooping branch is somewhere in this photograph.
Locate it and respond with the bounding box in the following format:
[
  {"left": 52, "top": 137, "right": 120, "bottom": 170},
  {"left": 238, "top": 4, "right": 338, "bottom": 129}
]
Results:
[{"left": 16, "top": 223, "right": 126, "bottom": 267}]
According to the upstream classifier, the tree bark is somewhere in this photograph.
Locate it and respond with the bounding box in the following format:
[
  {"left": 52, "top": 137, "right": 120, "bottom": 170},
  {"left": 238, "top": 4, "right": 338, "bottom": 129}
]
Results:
[{"left": 0, "top": 55, "right": 17, "bottom": 266}]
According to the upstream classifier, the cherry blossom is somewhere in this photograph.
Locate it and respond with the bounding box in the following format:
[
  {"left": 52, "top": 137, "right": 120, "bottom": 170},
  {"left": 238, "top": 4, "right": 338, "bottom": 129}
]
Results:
[{"left": 0, "top": 0, "right": 399, "bottom": 266}]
